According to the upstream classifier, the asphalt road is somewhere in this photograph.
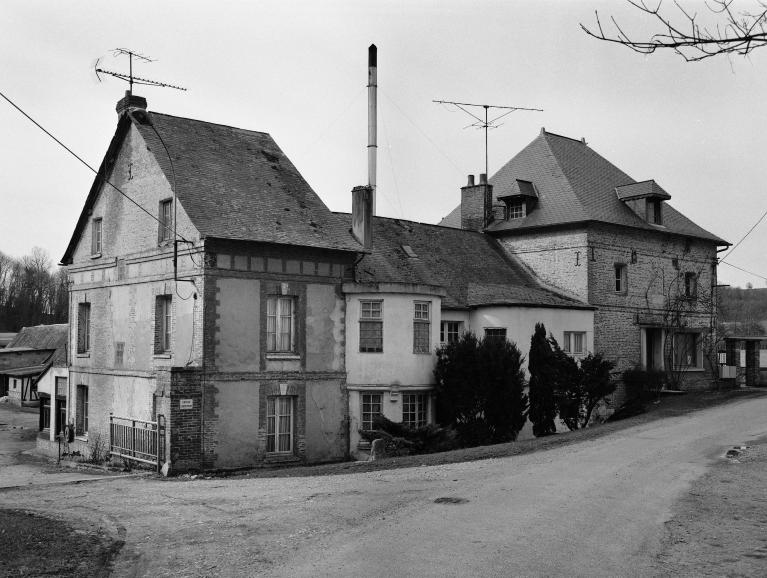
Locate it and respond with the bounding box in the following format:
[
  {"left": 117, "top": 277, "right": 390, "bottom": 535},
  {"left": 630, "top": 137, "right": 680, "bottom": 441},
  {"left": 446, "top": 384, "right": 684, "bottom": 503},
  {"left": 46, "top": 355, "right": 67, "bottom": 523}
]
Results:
[{"left": 2, "top": 396, "right": 766, "bottom": 577}]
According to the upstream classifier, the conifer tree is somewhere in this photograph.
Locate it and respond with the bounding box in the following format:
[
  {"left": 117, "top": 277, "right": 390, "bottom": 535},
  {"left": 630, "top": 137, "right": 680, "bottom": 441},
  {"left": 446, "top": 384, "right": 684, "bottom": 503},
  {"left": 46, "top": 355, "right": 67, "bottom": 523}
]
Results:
[{"left": 528, "top": 322, "right": 557, "bottom": 437}]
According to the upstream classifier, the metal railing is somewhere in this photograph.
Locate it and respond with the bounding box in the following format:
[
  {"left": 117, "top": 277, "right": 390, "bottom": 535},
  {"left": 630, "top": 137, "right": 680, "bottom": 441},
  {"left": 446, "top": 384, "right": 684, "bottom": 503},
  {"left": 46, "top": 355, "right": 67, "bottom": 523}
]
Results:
[{"left": 109, "top": 414, "right": 165, "bottom": 470}]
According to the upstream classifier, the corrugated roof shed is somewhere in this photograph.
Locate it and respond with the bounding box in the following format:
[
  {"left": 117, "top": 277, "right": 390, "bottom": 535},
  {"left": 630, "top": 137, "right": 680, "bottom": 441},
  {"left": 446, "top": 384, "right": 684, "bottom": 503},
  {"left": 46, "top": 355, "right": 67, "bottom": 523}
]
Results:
[{"left": 339, "top": 214, "right": 591, "bottom": 310}]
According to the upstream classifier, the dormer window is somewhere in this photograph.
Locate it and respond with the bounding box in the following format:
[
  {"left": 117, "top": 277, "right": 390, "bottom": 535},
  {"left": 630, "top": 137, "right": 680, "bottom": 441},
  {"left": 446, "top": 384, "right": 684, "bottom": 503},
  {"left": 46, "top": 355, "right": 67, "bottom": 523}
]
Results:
[
  {"left": 646, "top": 198, "right": 662, "bottom": 224},
  {"left": 507, "top": 200, "right": 526, "bottom": 220}
]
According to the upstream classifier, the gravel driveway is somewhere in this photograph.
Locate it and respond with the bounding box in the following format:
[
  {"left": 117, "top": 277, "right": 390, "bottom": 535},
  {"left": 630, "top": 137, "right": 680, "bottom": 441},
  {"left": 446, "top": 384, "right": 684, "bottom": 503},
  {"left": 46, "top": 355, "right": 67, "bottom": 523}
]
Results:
[{"left": 2, "top": 396, "right": 766, "bottom": 577}]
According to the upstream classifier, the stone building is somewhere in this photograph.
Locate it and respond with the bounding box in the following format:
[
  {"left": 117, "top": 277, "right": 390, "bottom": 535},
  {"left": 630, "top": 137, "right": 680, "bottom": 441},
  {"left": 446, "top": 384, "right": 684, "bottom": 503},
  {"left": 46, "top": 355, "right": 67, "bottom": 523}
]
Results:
[
  {"left": 61, "top": 93, "right": 362, "bottom": 471},
  {"left": 441, "top": 129, "right": 729, "bottom": 391}
]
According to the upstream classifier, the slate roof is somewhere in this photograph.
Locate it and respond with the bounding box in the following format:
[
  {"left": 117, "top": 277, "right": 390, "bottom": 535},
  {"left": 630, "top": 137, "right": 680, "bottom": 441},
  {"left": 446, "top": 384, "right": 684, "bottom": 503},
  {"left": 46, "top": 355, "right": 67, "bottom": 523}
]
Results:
[
  {"left": 63, "top": 105, "right": 361, "bottom": 263},
  {"left": 6, "top": 324, "right": 68, "bottom": 366},
  {"left": 440, "top": 130, "right": 727, "bottom": 245},
  {"left": 338, "top": 214, "right": 592, "bottom": 310}
]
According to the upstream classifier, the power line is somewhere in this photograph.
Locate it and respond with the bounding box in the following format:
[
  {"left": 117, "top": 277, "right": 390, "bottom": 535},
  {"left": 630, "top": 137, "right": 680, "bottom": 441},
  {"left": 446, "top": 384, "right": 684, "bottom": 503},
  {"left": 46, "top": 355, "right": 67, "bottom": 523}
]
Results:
[
  {"left": 720, "top": 206, "right": 767, "bottom": 264},
  {"left": 0, "top": 89, "right": 186, "bottom": 243},
  {"left": 719, "top": 261, "right": 767, "bottom": 282}
]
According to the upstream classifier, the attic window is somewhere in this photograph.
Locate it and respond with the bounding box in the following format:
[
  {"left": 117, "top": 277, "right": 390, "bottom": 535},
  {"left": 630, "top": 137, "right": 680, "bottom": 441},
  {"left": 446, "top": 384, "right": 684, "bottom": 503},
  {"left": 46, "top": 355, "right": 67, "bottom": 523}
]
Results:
[
  {"left": 402, "top": 245, "right": 417, "bottom": 258},
  {"left": 506, "top": 200, "right": 526, "bottom": 220},
  {"left": 646, "top": 198, "right": 663, "bottom": 225}
]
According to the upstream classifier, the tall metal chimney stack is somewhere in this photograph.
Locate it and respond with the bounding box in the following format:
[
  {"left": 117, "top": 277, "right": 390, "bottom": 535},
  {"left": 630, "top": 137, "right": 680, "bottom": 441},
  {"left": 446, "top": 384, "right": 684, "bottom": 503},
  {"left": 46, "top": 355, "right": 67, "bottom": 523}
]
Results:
[{"left": 368, "top": 44, "right": 378, "bottom": 215}]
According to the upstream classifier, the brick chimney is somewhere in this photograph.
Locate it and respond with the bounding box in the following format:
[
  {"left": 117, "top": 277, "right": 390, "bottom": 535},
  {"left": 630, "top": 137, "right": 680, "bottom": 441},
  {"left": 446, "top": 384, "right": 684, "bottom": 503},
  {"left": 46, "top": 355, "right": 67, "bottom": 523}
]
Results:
[
  {"left": 352, "top": 185, "right": 373, "bottom": 249},
  {"left": 116, "top": 91, "right": 147, "bottom": 116},
  {"left": 461, "top": 173, "right": 493, "bottom": 231}
]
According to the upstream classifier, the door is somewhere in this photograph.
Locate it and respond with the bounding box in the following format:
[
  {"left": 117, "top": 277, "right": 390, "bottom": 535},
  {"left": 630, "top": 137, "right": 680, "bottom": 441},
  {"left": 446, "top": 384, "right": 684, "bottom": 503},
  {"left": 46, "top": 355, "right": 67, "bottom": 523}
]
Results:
[{"left": 644, "top": 328, "right": 664, "bottom": 370}]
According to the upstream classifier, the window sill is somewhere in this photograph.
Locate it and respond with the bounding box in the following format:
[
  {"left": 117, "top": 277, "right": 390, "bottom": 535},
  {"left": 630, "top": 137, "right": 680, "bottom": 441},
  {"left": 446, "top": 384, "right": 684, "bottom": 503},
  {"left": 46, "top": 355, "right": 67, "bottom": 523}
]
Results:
[
  {"left": 75, "top": 353, "right": 90, "bottom": 358},
  {"left": 264, "top": 453, "right": 300, "bottom": 464},
  {"left": 359, "top": 350, "right": 384, "bottom": 354},
  {"left": 75, "top": 435, "right": 88, "bottom": 441},
  {"left": 673, "top": 366, "right": 705, "bottom": 373},
  {"left": 266, "top": 353, "right": 300, "bottom": 360},
  {"left": 90, "top": 253, "right": 102, "bottom": 259},
  {"left": 153, "top": 353, "right": 172, "bottom": 359}
]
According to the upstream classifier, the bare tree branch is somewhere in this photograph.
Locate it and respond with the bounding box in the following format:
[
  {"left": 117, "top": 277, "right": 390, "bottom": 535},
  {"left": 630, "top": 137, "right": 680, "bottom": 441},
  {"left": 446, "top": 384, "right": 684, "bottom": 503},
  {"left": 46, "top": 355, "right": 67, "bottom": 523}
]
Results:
[{"left": 581, "top": 0, "right": 767, "bottom": 61}]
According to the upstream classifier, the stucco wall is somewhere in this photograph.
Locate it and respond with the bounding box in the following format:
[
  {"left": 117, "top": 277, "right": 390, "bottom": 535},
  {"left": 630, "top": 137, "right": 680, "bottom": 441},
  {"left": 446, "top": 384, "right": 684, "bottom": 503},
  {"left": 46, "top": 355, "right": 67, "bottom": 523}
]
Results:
[
  {"left": 208, "top": 379, "right": 260, "bottom": 468},
  {"left": 345, "top": 293, "right": 440, "bottom": 387},
  {"left": 215, "top": 278, "right": 260, "bottom": 371},
  {"left": 305, "top": 379, "right": 348, "bottom": 462}
]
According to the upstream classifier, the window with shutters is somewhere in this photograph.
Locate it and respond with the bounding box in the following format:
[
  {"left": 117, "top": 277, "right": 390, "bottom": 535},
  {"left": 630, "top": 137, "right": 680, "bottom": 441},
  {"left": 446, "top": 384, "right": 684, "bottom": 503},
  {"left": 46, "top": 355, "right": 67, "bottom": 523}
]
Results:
[
  {"left": 77, "top": 303, "right": 91, "bottom": 354},
  {"left": 266, "top": 396, "right": 294, "bottom": 453}
]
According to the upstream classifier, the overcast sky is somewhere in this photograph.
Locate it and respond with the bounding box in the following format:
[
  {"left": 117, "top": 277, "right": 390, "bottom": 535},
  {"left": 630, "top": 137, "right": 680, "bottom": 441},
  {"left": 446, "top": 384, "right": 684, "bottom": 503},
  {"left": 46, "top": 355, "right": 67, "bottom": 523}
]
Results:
[{"left": 2, "top": 0, "right": 765, "bottom": 288}]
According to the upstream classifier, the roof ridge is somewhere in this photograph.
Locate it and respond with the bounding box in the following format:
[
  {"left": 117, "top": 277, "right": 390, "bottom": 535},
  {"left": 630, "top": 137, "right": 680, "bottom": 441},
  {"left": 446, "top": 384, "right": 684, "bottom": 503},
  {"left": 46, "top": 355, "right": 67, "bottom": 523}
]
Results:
[
  {"left": 147, "top": 111, "right": 271, "bottom": 137},
  {"left": 540, "top": 131, "right": 589, "bottom": 220},
  {"left": 542, "top": 130, "right": 588, "bottom": 145},
  {"left": 333, "top": 211, "right": 488, "bottom": 235}
]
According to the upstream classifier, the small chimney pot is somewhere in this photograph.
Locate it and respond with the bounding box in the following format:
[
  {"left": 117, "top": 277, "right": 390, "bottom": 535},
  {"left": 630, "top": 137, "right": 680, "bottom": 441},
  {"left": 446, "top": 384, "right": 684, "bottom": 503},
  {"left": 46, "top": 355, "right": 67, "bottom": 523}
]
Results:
[
  {"left": 116, "top": 90, "right": 147, "bottom": 117},
  {"left": 479, "top": 173, "right": 487, "bottom": 185},
  {"left": 467, "top": 175, "right": 475, "bottom": 187}
]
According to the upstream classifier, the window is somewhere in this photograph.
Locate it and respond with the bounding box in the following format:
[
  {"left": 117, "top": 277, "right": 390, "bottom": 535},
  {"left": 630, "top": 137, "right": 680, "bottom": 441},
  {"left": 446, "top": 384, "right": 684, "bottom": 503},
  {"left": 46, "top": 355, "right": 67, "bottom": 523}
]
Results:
[
  {"left": 614, "top": 264, "right": 627, "bottom": 293},
  {"left": 56, "top": 399, "right": 67, "bottom": 435},
  {"left": 413, "top": 301, "right": 431, "bottom": 354},
  {"left": 158, "top": 199, "right": 173, "bottom": 243},
  {"left": 646, "top": 198, "right": 662, "bottom": 224},
  {"left": 359, "top": 300, "right": 383, "bottom": 353},
  {"left": 440, "top": 321, "right": 462, "bottom": 344},
  {"left": 402, "top": 393, "right": 428, "bottom": 428},
  {"left": 91, "top": 218, "right": 102, "bottom": 254},
  {"left": 40, "top": 397, "right": 51, "bottom": 431},
  {"left": 361, "top": 393, "right": 382, "bottom": 431},
  {"left": 563, "top": 331, "right": 587, "bottom": 355},
  {"left": 266, "top": 396, "right": 294, "bottom": 453},
  {"left": 77, "top": 303, "right": 91, "bottom": 354},
  {"left": 267, "top": 296, "right": 295, "bottom": 352},
  {"left": 484, "top": 328, "right": 507, "bottom": 343},
  {"left": 673, "top": 332, "right": 701, "bottom": 368},
  {"left": 155, "top": 296, "right": 172, "bottom": 354},
  {"left": 115, "top": 342, "right": 125, "bottom": 367},
  {"left": 507, "top": 200, "right": 526, "bottom": 220},
  {"left": 76, "top": 385, "right": 88, "bottom": 436},
  {"left": 684, "top": 272, "right": 698, "bottom": 299}
]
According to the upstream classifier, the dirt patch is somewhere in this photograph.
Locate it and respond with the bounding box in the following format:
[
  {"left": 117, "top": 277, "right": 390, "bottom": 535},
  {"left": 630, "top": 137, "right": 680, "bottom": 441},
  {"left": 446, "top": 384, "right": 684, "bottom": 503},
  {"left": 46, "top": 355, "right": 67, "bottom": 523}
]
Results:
[
  {"left": 655, "top": 436, "right": 767, "bottom": 576},
  {"left": 0, "top": 509, "right": 124, "bottom": 577}
]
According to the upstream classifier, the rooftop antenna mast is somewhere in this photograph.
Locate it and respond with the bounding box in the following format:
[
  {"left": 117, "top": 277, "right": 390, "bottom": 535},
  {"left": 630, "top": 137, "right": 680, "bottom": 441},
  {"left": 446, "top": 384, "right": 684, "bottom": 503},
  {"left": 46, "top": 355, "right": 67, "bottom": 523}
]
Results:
[
  {"left": 433, "top": 99, "right": 542, "bottom": 178},
  {"left": 94, "top": 48, "right": 187, "bottom": 95}
]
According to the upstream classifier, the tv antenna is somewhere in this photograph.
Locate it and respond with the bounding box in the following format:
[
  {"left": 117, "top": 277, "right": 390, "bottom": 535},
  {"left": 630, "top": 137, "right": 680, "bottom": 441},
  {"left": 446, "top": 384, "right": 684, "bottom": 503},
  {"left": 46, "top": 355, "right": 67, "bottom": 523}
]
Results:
[
  {"left": 433, "top": 100, "right": 542, "bottom": 178},
  {"left": 94, "top": 48, "right": 187, "bottom": 95}
]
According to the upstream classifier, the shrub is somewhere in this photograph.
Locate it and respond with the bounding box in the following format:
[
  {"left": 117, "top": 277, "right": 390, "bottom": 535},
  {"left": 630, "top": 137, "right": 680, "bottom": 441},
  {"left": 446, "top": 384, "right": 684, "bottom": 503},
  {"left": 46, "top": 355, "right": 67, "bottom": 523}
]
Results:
[
  {"left": 434, "top": 331, "right": 528, "bottom": 447},
  {"left": 610, "top": 367, "right": 666, "bottom": 421},
  {"left": 528, "top": 323, "right": 557, "bottom": 437},
  {"left": 359, "top": 414, "right": 458, "bottom": 456}
]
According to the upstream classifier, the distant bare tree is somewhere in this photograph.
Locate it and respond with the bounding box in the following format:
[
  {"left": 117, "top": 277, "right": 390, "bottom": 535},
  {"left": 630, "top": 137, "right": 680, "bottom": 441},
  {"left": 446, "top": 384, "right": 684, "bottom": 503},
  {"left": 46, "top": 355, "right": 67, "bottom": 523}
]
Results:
[{"left": 582, "top": 0, "right": 767, "bottom": 61}]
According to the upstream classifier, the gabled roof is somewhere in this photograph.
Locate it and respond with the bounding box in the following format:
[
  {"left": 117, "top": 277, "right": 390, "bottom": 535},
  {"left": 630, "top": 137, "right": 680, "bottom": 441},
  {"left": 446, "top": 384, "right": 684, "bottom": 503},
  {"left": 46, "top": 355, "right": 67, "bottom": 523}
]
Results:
[
  {"left": 440, "top": 130, "right": 727, "bottom": 245},
  {"left": 62, "top": 105, "right": 361, "bottom": 263},
  {"left": 6, "top": 324, "right": 68, "bottom": 366},
  {"left": 338, "top": 214, "right": 592, "bottom": 310}
]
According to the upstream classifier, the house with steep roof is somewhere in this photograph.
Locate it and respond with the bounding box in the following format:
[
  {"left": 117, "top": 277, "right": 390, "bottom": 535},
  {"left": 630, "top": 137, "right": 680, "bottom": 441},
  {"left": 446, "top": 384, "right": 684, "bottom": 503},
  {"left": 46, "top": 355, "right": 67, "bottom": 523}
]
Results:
[
  {"left": 0, "top": 324, "right": 67, "bottom": 416},
  {"left": 61, "top": 92, "right": 362, "bottom": 471},
  {"left": 341, "top": 187, "right": 594, "bottom": 454},
  {"left": 441, "top": 129, "right": 729, "bottom": 391}
]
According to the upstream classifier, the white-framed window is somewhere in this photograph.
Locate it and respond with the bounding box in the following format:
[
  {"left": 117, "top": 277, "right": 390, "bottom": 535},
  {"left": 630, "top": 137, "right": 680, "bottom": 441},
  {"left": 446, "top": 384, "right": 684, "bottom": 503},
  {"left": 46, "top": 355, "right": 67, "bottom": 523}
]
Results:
[
  {"left": 267, "top": 296, "right": 295, "bottom": 353},
  {"left": 507, "top": 200, "right": 526, "bottom": 220},
  {"left": 361, "top": 393, "right": 383, "bottom": 431},
  {"left": 359, "top": 300, "right": 383, "bottom": 353},
  {"left": 155, "top": 295, "right": 172, "bottom": 354},
  {"left": 77, "top": 303, "right": 91, "bottom": 354},
  {"left": 266, "top": 396, "right": 294, "bottom": 453},
  {"left": 484, "top": 328, "right": 507, "bottom": 343},
  {"left": 402, "top": 393, "right": 428, "bottom": 428},
  {"left": 39, "top": 396, "right": 51, "bottom": 431},
  {"left": 563, "top": 331, "right": 587, "bottom": 355},
  {"left": 684, "top": 272, "right": 698, "bottom": 299},
  {"left": 91, "top": 217, "right": 102, "bottom": 254},
  {"left": 614, "top": 264, "right": 627, "bottom": 293},
  {"left": 76, "top": 384, "right": 88, "bottom": 436},
  {"left": 158, "top": 198, "right": 173, "bottom": 243},
  {"left": 672, "top": 332, "right": 702, "bottom": 369},
  {"left": 413, "top": 301, "right": 431, "bottom": 354},
  {"left": 440, "top": 321, "right": 462, "bottom": 344}
]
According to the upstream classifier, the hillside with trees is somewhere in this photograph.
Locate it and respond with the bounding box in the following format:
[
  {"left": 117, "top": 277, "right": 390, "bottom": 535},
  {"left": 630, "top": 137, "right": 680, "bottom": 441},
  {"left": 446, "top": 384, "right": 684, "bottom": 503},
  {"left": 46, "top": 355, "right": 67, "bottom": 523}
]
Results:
[
  {"left": 0, "top": 248, "right": 68, "bottom": 332},
  {"left": 719, "top": 286, "right": 767, "bottom": 336}
]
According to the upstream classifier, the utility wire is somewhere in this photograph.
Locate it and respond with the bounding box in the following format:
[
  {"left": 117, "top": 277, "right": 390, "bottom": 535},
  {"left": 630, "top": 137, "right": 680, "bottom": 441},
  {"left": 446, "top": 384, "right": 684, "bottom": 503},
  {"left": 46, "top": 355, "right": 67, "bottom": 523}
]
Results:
[
  {"left": 0, "top": 89, "right": 188, "bottom": 244},
  {"left": 720, "top": 206, "right": 767, "bottom": 264},
  {"left": 719, "top": 261, "right": 767, "bottom": 282}
]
